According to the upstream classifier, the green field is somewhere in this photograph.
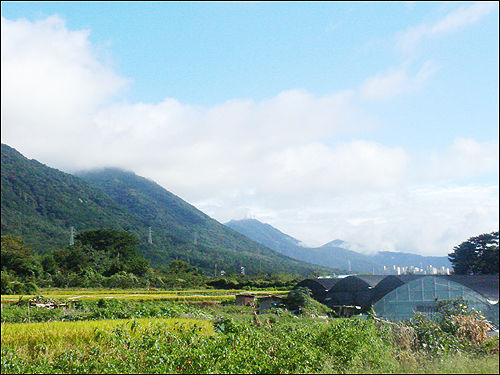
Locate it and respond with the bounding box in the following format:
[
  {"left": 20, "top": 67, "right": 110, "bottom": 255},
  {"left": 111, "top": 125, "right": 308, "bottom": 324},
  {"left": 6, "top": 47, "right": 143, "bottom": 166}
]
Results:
[{"left": 1, "top": 289, "right": 498, "bottom": 374}]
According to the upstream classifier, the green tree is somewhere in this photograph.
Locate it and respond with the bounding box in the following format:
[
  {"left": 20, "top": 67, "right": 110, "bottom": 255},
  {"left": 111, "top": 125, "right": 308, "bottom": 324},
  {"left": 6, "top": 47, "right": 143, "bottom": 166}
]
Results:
[
  {"left": 448, "top": 231, "right": 499, "bottom": 275},
  {"left": 75, "top": 229, "right": 139, "bottom": 260},
  {"left": 73, "top": 229, "right": 148, "bottom": 277},
  {"left": 286, "top": 287, "right": 312, "bottom": 310},
  {"left": 1, "top": 235, "right": 41, "bottom": 277}
]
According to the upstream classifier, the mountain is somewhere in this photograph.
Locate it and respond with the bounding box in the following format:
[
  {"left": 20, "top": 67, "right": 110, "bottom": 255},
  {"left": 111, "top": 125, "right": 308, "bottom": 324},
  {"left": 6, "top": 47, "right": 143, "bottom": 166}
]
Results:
[
  {"left": 1, "top": 144, "right": 332, "bottom": 276},
  {"left": 226, "top": 219, "right": 377, "bottom": 273},
  {"left": 225, "top": 219, "right": 303, "bottom": 256},
  {"left": 225, "top": 219, "right": 452, "bottom": 273}
]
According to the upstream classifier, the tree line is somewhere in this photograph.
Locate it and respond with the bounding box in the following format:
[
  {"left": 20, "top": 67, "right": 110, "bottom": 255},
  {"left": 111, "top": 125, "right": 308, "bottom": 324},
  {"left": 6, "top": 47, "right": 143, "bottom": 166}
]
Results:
[{"left": 1, "top": 229, "right": 303, "bottom": 294}]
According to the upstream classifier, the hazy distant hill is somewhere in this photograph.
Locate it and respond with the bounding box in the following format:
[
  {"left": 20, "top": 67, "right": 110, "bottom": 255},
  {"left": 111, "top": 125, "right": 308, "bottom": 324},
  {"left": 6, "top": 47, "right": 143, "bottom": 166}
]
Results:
[
  {"left": 226, "top": 218, "right": 451, "bottom": 273},
  {"left": 226, "top": 219, "right": 375, "bottom": 273},
  {"left": 1, "top": 143, "right": 331, "bottom": 276},
  {"left": 225, "top": 218, "right": 303, "bottom": 255}
]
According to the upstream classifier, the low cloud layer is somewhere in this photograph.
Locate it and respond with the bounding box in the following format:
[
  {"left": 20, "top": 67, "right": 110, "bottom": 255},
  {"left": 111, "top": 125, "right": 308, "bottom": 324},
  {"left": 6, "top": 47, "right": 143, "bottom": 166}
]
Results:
[{"left": 1, "top": 13, "right": 498, "bottom": 257}]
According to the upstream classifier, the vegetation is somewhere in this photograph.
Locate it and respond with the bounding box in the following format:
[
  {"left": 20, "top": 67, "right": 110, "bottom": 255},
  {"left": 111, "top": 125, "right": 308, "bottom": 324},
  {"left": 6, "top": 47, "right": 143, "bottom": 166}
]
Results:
[
  {"left": 2, "top": 230, "right": 306, "bottom": 293},
  {"left": 2, "top": 144, "right": 498, "bottom": 373},
  {"left": 448, "top": 231, "right": 499, "bottom": 275},
  {"left": 1, "top": 295, "right": 498, "bottom": 374},
  {"left": 405, "top": 298, "right": 496, "bottom": 356}
]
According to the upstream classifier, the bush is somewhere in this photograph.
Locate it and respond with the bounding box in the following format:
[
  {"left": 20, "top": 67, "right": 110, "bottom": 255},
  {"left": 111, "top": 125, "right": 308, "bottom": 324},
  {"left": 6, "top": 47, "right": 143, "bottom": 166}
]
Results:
[
  {"left": 2, "top": 280, "right": 38, "bottom": 295},
  {"left": 407, "top": 298, "right": 495, "bottom": 355}
]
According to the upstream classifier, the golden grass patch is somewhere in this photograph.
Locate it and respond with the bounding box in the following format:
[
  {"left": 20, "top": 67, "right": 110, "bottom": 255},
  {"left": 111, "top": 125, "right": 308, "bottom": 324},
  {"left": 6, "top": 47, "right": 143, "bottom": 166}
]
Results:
[{"left": 1, "top": 318, "right": 214, "bottom": 358}]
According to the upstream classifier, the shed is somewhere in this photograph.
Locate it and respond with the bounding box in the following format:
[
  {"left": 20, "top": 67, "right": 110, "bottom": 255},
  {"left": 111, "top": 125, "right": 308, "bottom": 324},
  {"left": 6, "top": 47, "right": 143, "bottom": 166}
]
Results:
[
  {"left": 235, "top": 293, "right": 256, "bottom": 306},
  {"left": 257, "top": 295, "right": 285, "bottom": 314},
  {"left": 373, "top": 275, "right": 499, "bottom": 325}
]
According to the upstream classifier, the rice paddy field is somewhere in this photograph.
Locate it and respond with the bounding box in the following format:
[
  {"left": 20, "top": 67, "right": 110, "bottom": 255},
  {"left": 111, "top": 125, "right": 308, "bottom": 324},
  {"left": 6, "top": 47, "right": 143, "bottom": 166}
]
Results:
[
  {"left": 1, "top": 317, "right": 214, "bottom": 355},
  {"left": 1, "top": 288, "right": 287, "bottom": 304}
]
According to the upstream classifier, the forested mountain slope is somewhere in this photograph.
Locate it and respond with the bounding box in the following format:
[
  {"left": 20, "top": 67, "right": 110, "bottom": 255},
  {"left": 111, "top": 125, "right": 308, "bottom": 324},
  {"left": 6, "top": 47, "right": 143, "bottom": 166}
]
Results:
[
  {"left": 1, "top": 144, "right": 331, "bottom": 276},
  {"left": 1, "top": 144, "right": 141, "bottom": 253}
]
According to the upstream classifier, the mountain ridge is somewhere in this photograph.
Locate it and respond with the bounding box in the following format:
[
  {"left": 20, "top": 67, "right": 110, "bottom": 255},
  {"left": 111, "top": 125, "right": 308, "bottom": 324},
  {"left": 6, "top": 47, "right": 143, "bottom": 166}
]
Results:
[
  {"left": 1, "top": 143, "right": 332, "bottom": 276},
  {"left": 225, "top": 218, "right": 452, "bottom": 272}
]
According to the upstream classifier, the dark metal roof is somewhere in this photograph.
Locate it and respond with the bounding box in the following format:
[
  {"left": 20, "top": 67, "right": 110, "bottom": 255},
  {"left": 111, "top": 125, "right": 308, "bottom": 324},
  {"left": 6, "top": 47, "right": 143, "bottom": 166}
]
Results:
[
  {"left": 327, "top": 275, "right": 386, "bottom": 293},
  {"left": 294, "top": 278, "right": 342, "bottom": 292},
  {"left": 352, "top": 275, "right": 387, "bottom": 287}
]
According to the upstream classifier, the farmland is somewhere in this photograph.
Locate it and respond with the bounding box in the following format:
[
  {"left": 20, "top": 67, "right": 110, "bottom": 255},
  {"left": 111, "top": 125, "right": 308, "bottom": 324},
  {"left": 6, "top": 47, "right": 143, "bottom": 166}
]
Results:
[
  {"left": 1, "top": 288, "right": 285, "bottom": 304},
  {"left": 1, "top": 288, "right": 498, "bottom": 374}
]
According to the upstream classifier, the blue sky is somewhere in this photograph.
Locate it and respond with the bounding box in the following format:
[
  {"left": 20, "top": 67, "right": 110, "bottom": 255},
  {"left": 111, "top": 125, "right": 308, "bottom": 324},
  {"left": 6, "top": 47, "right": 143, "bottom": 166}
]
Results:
[{"left": 1, "top": 2, "right": 498, "bottom": 256}]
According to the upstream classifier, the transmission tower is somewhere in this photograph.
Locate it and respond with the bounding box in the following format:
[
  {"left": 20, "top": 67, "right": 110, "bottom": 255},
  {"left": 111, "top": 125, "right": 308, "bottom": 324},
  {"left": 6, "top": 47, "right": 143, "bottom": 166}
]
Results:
[
  {"left": 69, "top": 227, "right": 75, "bottom": 246},
  {"left": 148, "top": 227, "right": 153, "bottom": 244}
]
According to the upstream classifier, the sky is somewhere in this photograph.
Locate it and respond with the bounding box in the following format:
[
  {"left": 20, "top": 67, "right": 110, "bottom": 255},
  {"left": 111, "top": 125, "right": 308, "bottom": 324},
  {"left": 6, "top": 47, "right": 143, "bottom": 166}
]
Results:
[{"left": 1, "top": 2, "right": 498, "bottom": 257}]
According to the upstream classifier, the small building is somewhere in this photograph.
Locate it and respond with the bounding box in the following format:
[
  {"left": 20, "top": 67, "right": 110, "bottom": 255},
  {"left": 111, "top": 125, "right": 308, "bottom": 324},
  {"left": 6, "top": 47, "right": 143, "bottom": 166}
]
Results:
[
  {"left": 235, "top": 293, "right": 256, "bottom": 306},
  {"left": 330, "top": 305, "right": 361, "bottom": 318},
  {"left": 257, "top": 295, "right": 285, "bottom": 314}
]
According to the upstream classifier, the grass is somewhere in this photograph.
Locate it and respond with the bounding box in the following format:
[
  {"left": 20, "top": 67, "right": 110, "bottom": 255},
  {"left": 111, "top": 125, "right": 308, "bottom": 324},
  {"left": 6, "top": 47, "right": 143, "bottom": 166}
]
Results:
[{"left": 2, "top": 314, "right": 497, "bottom": 374}]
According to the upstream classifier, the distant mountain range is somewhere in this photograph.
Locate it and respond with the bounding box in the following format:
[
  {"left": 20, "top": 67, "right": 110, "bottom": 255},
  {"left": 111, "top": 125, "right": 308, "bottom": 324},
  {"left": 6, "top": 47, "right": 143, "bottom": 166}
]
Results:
[
  {"left": 225, "top": 219, "right": 452, "bottom": 273},
  {"left": 1, "top": 143, "right": 333, "bottom": 276}
]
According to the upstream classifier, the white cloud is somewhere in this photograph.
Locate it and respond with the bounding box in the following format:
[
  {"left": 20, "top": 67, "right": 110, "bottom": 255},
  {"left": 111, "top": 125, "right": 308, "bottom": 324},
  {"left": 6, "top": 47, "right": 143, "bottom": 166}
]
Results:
[
  {"left": 208, "top": 184, "right": 498, "bottom": 257},
  {"left": 361, "top": 60, "right": 437, "bottom": 101},
  {"left": 415, "top": 137, "right": 499, "bottom": 183},
  {"left": 1, "top": 14, "right": 497, "bottom": 259},
  {"left": 398, "top": 2, "right": 498, "bottom": 54},
  {"left": 1, "top": 15, "right": 130, "bottom": 166}
]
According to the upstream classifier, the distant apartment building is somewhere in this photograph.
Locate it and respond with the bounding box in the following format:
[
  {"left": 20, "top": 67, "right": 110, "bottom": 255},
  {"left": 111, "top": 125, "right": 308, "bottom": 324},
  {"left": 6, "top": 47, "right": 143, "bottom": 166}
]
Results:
[{"left": 382, "top": 265, "right": 450, "bottom": 275}]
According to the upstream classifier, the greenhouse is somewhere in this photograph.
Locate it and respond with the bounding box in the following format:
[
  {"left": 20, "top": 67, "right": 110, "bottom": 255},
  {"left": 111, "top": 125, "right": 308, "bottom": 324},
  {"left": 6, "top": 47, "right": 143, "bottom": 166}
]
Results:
[
  {"left": 370, "top": 274, "right": 423, "bottom": 304},
  {"left": 373, "top": 275, "right": 499, "bottom": 325},
  {"left": 324, "top": 275, "right": 386, "bottom": 311},
  {"left": 295, "top": 274, "right": 499, "bottom": 325}
]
